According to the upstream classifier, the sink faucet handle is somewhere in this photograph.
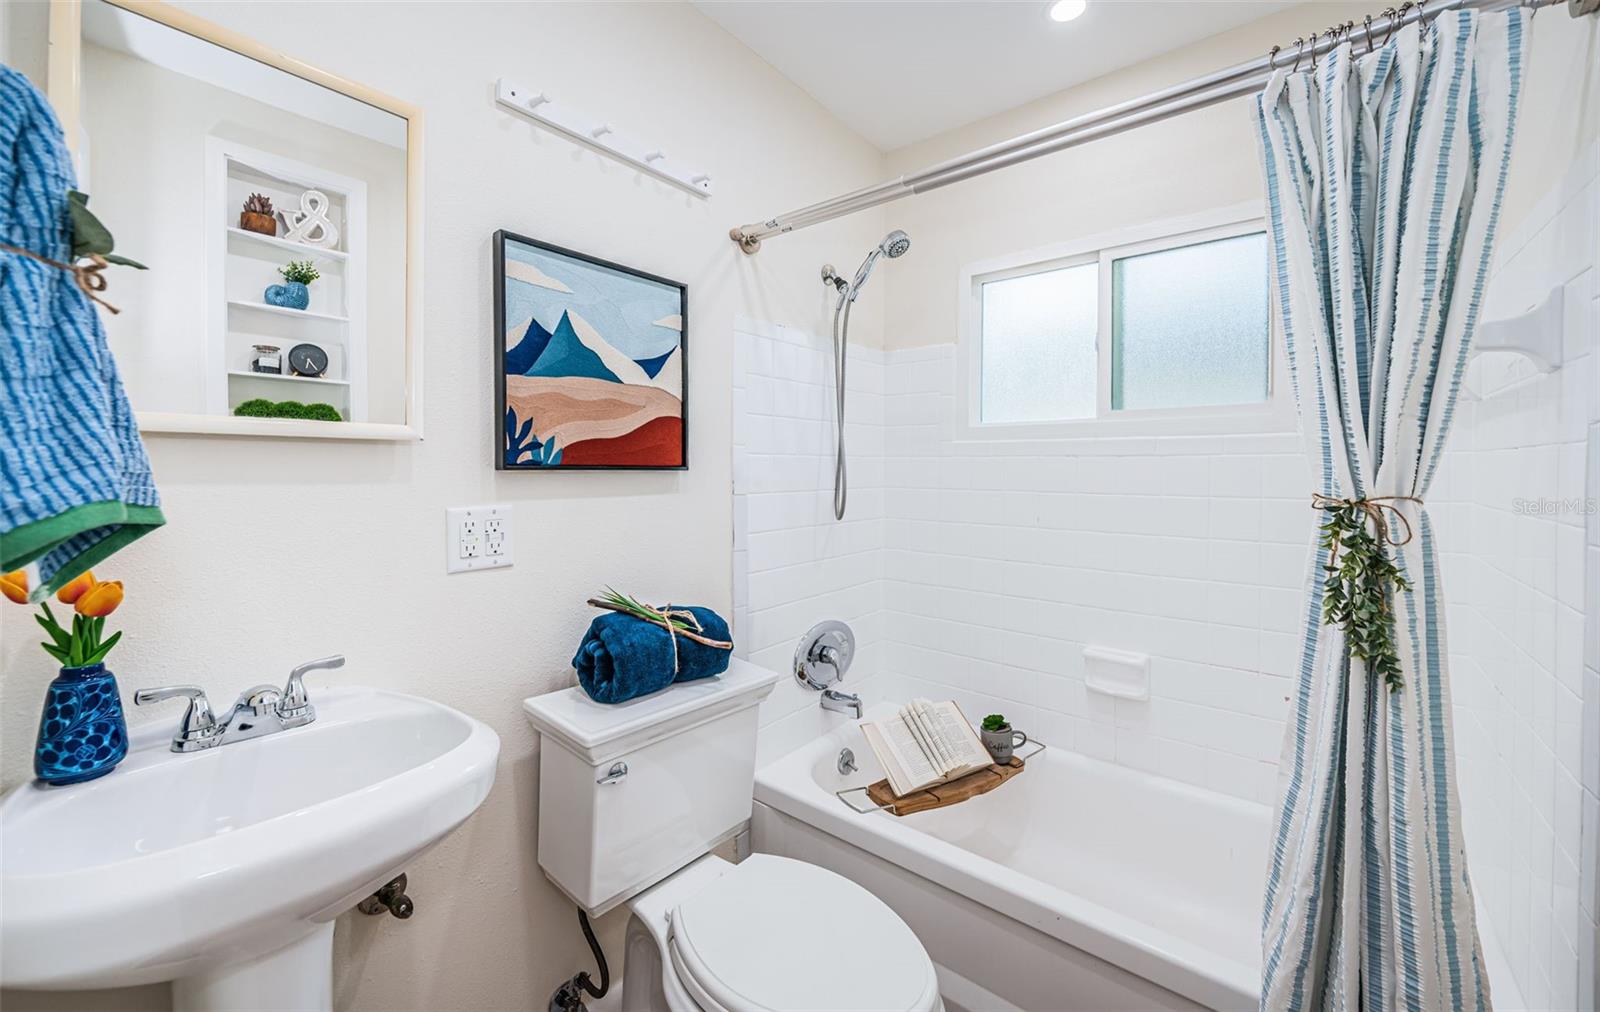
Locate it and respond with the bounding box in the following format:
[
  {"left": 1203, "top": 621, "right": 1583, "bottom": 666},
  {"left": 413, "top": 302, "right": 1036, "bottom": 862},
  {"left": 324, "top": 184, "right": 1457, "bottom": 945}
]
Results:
[
  {"left": 134, "top": 685, "right": 218, "bottom": 744},
  {"left": 282, "top": 655, "right": 344, "bottom": 714}
]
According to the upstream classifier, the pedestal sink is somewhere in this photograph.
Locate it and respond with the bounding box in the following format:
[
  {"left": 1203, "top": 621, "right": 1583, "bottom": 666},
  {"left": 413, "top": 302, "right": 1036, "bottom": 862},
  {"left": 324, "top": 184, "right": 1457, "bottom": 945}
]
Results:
[{"left": 0, "top": 686, "right": 499, "bottom": 1011}]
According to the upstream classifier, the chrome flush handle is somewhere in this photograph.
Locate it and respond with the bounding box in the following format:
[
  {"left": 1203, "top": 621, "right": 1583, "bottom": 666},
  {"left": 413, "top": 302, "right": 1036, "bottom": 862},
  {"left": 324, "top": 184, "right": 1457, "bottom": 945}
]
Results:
[{"left": 597, "top": 761, "right": 628, "bottom": 785}]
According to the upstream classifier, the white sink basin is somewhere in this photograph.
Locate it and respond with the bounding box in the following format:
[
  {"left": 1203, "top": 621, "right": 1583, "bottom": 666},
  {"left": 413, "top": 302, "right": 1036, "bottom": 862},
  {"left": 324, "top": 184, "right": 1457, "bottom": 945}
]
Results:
[{"left": 0, "top": 686, "right": 498, "bottom": 1008}]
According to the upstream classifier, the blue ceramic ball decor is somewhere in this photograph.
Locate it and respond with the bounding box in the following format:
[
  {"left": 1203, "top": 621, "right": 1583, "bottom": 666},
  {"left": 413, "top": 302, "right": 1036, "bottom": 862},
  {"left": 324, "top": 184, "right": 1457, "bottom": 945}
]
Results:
[
  {"left": 34, "top": 663, "right": 129, "bottom": 785},
  {"left": 264, "top": 281, "right": 310, "bottom": 310}
]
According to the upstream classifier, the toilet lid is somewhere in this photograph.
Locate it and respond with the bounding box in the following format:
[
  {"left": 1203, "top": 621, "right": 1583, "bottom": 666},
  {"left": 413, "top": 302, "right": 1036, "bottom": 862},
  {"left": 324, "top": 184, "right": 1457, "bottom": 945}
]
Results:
[{"left": 669, "top": 854, "right": 939, "bottom": 1012}]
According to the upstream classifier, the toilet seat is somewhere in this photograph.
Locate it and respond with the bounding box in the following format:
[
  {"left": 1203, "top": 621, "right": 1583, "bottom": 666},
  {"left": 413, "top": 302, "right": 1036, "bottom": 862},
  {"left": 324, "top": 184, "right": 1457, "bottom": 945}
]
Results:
[{"left": 667, "top": 854, "right": 941, "bottom": 1012}]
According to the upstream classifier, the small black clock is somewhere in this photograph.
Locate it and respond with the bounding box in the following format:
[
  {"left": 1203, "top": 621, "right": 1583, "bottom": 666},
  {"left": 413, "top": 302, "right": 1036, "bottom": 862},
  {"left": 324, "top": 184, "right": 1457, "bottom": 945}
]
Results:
[{"left": 287, "top": 343, "right": 329, "bottom": 378}]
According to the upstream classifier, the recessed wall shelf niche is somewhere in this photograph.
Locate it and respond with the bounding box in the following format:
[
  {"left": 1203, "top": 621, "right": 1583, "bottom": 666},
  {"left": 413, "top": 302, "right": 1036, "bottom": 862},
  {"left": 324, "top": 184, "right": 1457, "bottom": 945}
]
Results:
[{"left": 205, "top": 138, "right": 369, "bottom": 421}]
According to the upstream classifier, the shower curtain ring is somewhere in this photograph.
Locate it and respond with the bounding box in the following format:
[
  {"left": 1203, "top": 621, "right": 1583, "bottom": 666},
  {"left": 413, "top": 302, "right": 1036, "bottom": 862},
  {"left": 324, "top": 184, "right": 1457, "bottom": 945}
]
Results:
[
  {"left": 1289, "top": 36, "right": 1305, "bottom": 72},
  {"left": 1362, "top": 14, "right": 1376, "bottom": 54},
  {"left": 1308, "top": 27, "right": 1320, "bottom": 70},
  {"left": 1269, "top": 44, "right": 1281, "bottom": 69}
]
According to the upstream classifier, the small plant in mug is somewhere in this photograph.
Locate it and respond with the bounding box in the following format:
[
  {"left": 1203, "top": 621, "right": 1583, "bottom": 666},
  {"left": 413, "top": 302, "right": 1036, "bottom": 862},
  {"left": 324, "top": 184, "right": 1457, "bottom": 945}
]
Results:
[
  {"left": 278, "top": 260, "right": 321, "bottom": 285},
  {"left": 982, "top": 713, "right": 1009, "bottom": 732}
]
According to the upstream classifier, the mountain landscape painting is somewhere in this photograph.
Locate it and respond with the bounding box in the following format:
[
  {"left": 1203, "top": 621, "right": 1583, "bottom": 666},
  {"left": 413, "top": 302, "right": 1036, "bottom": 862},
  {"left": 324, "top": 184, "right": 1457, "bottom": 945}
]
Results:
[{"left": 494, "top": 232, "right": 687, "bottom": 469}]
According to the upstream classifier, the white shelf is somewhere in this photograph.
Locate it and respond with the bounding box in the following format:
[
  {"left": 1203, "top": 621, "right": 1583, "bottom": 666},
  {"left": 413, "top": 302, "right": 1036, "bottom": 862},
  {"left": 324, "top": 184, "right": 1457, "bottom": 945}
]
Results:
[
  {"left": 227, "top": 369, "right": 351, "bottom": 387},
  {"left": 227, "top": 299, "right": 348, "bottom": 323},
  {"left": 208, "top": 139, "right": 369, "bottom": 424},
  {"left": 227, "top": 226, "right": 349, "bottom": 261}
]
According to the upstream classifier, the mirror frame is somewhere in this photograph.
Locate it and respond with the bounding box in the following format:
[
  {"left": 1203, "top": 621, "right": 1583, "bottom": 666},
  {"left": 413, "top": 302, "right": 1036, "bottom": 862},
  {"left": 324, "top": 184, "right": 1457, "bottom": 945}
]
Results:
[{"left": 48, "top": 0, "right": 425, "bottom": 441}]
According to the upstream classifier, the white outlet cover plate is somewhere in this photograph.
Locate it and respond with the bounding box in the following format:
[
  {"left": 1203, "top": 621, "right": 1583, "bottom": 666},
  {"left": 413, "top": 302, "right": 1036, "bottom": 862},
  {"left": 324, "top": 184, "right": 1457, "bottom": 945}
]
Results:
[{"left": 447, "top": 504, "right": 514, "bottom": 574}]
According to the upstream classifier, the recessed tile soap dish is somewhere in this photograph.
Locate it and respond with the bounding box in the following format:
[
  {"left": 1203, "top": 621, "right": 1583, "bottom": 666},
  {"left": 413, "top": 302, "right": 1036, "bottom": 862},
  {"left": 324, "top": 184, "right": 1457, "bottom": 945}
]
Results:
[{"left": 1084, "top": 645, "right": 1151, "bottom": 701}]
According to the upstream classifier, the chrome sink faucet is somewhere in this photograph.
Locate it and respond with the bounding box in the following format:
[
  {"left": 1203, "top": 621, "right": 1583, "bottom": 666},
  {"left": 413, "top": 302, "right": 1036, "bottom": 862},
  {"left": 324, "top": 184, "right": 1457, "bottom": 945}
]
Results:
[{"left": 135, "top": 655, "right": 345, "bottom": 753}]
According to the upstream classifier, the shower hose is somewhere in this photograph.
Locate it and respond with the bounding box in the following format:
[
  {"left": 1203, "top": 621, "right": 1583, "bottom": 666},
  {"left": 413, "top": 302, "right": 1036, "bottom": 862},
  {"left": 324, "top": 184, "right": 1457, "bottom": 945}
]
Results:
[{"left": 830, "top": 292, "right": 852, "bottom": 521}]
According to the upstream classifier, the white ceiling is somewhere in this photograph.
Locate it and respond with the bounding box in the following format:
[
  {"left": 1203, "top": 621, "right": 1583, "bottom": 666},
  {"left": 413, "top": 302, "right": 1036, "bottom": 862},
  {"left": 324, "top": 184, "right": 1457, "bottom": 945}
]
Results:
[{"left": 695, "top": 1, "right": 1298, "bottom": 150}]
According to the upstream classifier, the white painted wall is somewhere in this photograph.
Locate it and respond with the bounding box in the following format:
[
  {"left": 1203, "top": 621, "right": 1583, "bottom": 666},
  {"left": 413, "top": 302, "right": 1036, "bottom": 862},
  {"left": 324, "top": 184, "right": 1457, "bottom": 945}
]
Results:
[{"left": 0, "top": 2, "right": 885, "bottom": 1010}]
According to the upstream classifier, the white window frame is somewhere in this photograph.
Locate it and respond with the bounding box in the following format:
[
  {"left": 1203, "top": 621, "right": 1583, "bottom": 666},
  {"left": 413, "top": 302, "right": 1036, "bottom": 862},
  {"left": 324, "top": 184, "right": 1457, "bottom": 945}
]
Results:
[{"left": 958, "top": 203, "right": 1295, "bottom": 440}]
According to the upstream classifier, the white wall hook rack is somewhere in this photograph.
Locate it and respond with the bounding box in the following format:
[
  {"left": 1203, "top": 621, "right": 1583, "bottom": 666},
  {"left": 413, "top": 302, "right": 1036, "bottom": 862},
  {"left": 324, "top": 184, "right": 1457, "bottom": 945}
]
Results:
[{"left": 495, "top": 79, "right": 712, "bottom": 199}]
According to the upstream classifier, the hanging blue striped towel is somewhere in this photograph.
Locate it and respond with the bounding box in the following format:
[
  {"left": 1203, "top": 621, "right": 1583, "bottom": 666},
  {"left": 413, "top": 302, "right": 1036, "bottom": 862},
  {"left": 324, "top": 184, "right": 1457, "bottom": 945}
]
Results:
[{"left": 0, "top": 65, "right": 164, "bottom": 599}]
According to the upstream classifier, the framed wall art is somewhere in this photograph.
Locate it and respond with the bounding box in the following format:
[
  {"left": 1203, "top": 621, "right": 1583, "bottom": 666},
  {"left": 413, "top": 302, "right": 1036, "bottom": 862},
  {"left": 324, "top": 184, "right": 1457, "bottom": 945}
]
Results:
[{"left": 494, "top": 231, "right": 687, "bottom": 469}]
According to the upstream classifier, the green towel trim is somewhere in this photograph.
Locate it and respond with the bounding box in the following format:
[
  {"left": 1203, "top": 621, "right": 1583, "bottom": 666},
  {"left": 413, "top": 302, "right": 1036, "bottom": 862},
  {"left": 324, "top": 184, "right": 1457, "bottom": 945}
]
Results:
[{"left": 1, "top": 501, "right": 166, "bottom": 600}]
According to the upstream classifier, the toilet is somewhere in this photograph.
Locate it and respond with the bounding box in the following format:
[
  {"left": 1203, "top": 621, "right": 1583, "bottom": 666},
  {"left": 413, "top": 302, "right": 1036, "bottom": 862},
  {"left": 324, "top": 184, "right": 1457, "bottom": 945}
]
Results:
[{"left": 523, "top": 658, "right": 942, "bottom": 1012}]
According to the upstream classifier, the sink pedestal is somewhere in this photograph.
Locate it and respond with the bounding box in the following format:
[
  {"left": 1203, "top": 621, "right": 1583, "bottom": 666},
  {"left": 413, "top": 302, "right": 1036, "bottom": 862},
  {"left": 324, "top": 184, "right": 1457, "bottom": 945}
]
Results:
[{"left": 172, "top": 924, "right": 333, "bottom": 1012}]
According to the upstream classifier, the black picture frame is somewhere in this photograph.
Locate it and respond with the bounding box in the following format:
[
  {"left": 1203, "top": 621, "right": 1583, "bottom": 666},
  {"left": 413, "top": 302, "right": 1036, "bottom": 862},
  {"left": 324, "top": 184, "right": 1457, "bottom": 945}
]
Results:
[{"left": 493, "top": 230, "right": 688, "bottom": 470}]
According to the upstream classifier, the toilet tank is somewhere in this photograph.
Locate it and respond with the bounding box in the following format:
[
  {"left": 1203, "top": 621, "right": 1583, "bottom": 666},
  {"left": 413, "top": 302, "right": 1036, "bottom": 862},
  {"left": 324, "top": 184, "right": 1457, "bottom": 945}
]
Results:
[{"left": 522, "top": 658, "right": 779, "bottom": 916}]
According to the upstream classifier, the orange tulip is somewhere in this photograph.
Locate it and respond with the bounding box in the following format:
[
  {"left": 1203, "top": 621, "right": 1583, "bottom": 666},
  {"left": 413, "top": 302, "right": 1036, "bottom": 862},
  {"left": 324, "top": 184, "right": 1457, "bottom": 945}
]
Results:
[
  {"left": 56, "top": 570, "right": 95, "bottom": 604},
  {"left": 74, "top": 580, "right": 123, "bottom": 617},
  {"left": 0, "top": 570, "right": 27, "bottom": 604}
]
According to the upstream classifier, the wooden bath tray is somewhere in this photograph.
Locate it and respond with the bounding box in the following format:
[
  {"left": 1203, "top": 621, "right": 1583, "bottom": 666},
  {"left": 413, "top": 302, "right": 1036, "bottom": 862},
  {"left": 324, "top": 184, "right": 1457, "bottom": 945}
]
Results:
[{"left": 836, "top": 741, "right": 1044, "bottom": 816}]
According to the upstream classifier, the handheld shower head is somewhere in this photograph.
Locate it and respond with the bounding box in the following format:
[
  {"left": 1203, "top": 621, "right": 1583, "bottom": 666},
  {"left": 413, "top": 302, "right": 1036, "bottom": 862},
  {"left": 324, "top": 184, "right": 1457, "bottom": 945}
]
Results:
[{"left": 847, "top": 230, "right": 912, "bottom": 300}]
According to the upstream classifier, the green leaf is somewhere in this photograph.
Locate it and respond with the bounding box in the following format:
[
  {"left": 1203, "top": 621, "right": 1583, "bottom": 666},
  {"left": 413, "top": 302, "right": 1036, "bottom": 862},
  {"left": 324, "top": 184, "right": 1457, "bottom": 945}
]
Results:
[
  {"left": 41, "top": 642, "right": 69, "bottom": 663},
  {"left": 87, "top": 630, "right": 122, "bottom": 664},
  {"left": 102, "top": 253, "right": 148, "bottom": 270},
  {"left": 68, "top": 190, "right": 115, "bottom": 258},
  {"left": 35, "top": 612, "right": 71, "bottom": 649}
]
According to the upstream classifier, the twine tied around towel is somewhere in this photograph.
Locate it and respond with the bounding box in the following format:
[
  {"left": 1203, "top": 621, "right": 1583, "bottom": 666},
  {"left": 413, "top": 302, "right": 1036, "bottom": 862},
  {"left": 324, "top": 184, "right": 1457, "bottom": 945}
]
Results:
[
  {"left": 0, "top": 242, "right": 120, "bottom": 314},
  {"left": 1310, "top": 492, "right": 1424, "bottom": 564},
  {"left": 585, "top": 597, "right": 734, "bottom": 674}
]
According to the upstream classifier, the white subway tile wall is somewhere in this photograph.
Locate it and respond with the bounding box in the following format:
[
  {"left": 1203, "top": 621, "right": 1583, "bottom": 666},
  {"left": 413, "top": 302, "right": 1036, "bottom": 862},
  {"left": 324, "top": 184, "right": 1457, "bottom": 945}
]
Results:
[
  {"left": 733, "top": 148, "right": 1596, "bottom": 1009},
  {"left": 733, "top": 318, "right": 890, "bottom": 765},
  {"left": 736, "top": 316, "right": 1308, "bottom": 802},
  {"left": 1436, "top": 146, "right": 1598, "bottom": 1012}
]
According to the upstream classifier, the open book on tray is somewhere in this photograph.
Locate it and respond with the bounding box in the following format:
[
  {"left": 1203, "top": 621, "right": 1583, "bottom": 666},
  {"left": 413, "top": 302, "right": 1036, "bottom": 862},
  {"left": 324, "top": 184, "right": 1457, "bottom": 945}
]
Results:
[{"left": 859, "top": 699, "right": 994, "bottom": 798}]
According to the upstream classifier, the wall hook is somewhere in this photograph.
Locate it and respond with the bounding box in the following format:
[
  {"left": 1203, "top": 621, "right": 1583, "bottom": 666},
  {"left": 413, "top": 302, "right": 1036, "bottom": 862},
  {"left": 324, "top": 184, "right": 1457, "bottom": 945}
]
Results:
[{"left": 494, "top": 78, "right": 712, "bottom": 198}]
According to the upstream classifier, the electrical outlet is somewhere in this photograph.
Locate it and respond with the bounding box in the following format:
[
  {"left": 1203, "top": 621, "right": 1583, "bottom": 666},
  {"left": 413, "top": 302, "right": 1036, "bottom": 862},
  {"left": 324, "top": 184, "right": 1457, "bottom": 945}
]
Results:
[{"left": 447, "top": 505, "right": 514, "bottom": 573}]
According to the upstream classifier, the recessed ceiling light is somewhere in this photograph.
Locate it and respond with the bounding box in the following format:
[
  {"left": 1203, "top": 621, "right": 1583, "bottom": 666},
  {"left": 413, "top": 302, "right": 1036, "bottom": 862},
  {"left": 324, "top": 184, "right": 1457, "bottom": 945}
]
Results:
[{"left": 1049, "top": 0, "right": 1087, "bottom": 22}]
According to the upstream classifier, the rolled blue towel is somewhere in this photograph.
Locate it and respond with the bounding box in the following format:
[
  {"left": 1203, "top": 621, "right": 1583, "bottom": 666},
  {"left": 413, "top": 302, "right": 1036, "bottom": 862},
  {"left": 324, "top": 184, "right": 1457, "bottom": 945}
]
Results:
[{"left": 572, "top": 606, "right": 732, "bottom": 704}]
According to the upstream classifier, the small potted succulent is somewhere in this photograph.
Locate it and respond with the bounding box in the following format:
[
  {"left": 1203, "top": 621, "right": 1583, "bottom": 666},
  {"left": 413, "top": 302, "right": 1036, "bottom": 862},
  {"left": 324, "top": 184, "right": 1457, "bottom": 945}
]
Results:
[
  {"left": 980, "top": 713, "right": 1028, "bottom": 763},
  {"left": 265, "top": 260, "right": 320, "bottom": 310},
  {"left": 2, "top": 569, "right": 131, "bottom": 785},
  {"left": 240, "top": 192, "right": 276, "bottom": 236}
]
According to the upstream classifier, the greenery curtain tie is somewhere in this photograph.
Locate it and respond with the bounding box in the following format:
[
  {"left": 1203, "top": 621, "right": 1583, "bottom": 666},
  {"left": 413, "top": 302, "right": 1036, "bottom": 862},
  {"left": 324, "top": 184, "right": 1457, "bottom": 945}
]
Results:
[
  {"left": 1310, "top": 492, "right": 1424, "bottom": 560},
  {"left": 0, "top": 241, "right": 120, "bottom": 314},
  {"left": 1311, "top": 493, "right": 1424, "bottom": 691}
]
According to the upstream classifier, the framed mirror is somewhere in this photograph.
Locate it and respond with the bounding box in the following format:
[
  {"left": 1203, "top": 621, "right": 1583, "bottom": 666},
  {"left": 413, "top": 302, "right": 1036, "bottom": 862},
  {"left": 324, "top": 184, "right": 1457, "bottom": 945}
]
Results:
[{"left": 48, "top": 0, "right": 423, "bottom": 440}]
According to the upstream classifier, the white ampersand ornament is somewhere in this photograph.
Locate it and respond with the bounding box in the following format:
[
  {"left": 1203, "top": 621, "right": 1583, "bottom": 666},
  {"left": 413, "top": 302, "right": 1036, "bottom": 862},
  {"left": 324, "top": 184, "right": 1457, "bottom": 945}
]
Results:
[{"left": 276, "top": 189, "right": 340, "bottom": 248}]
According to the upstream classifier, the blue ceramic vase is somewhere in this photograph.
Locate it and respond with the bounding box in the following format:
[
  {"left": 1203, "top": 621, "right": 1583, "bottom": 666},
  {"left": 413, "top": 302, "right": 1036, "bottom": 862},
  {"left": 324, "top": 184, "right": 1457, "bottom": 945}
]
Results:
[
  {"left": 264, "top": 280, "right": 310, "bottom": 310},
  {"left": 34, "top": 663, "right": 129, "bottom": 786}
]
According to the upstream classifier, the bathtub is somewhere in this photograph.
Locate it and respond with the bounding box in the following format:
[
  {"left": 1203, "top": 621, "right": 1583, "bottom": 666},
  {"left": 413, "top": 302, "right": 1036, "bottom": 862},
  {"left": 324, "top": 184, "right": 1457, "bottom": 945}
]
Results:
[{"left": 750, "top": 707, "right": 1270, "bottom": 1012}]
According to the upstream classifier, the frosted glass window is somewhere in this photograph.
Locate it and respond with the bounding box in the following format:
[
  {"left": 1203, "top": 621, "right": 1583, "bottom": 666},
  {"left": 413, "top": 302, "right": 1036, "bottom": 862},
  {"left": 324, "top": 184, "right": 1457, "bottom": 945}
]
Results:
[
  {"left": 1111, "top": 232, "right": 1269, "bottom": 411},
  {"left": 980, "top": 263, "right": 1097, "bottom": 423}
]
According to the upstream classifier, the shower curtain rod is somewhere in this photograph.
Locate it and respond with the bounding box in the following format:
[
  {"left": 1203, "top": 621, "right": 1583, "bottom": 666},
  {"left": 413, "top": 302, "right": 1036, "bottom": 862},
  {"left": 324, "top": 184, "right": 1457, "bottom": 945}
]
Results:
[{"left": 729, "top": 0, "right": 1580, "bottom": 254}]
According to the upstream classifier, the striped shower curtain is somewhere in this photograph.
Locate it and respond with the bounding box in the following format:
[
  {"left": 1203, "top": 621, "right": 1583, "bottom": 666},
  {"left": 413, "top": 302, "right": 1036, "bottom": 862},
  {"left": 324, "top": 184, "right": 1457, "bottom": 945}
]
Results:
[{"left": 1253, "top": 9, "right": 1528, "bottom": 1011}]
